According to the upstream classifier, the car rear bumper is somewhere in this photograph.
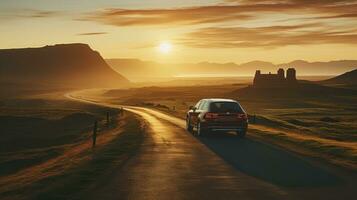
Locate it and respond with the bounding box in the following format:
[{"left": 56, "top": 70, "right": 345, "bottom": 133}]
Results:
[
  {"left": 201, "top": 122, "right": 248, "bottom": 132},
  {"left": 209, "top": 127, "right": 246, "bottom": 132}
]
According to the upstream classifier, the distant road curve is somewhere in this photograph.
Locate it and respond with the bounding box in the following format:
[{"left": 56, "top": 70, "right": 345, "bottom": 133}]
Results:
[
  {"left": 65, "top": 91, "right": 356, "bottom": 200},
  {"left": 65, "top": 91, "right": 185, "bottom": 127}
]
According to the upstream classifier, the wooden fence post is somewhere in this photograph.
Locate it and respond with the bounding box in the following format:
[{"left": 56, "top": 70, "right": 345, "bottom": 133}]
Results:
[
  {"left": 92, "top": 120, "right": 98, "bottom": 148},
  {"left": 106, "top": 112, "right": 110, "bottom": 127}
]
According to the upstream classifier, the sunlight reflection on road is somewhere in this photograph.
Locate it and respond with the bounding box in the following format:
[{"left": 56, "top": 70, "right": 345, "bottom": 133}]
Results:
[
  {"left": 126, "top": 106, "right": 186, "bottom": 129},
  {"left": 125, "top": 107, "right": 173, "bottom": 143}
]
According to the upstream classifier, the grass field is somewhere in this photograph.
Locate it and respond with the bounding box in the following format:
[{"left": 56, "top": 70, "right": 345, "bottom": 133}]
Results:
[
  {"left": 0, "top": 97, "right": 116, "bottom": 174},
  {"left": 0, "top": 95, "right": 146, "bottom": 199}
]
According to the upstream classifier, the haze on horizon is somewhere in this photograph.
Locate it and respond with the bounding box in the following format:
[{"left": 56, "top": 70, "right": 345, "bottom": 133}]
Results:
[{"left": 1, "top": 0, "right": 357, "bottom": 66}]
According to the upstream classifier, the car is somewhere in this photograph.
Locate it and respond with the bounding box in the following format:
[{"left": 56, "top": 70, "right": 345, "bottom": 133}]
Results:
[{"left": 186, "top": 98, "right": 248, "bottom": 137}]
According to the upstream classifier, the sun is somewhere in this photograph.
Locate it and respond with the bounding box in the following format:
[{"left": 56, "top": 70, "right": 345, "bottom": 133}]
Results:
[{"left": 158, "top": 42, "right": 172, "bottom": 54}]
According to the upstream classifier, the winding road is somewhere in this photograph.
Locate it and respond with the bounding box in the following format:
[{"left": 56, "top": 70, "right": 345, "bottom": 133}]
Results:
[{"left": 66, "top": 93, "right": 357, "bottom": 200}]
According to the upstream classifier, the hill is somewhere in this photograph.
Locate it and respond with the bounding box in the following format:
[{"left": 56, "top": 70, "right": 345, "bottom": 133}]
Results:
[
  {"left": 107, "top": 58, "right": 357, "bottom": 82},
  {"left": 321, "top": 69, "right": 357, "bottom": 86},
  {"left": 0, "top": 44, "right": 129, "bottom": 89},
  {"left": 279, "top": 60, "right": 357, "bottom": 75},
  {"left": 106, "top": 59, "right": 173, "bottom": 82},
  {"left": 233, "top": 82, "right": 357, "bottom": 99}
]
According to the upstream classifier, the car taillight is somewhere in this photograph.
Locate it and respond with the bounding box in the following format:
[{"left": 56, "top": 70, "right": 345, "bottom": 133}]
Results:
[
  {"left": 204, "top": 112, "right": 219, "bottom": 119},
  {"left": 237, "top": 113, "right": 248, "bottom": 120}
]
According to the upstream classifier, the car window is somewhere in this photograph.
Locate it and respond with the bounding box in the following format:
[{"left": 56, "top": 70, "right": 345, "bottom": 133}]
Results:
[
  {"left": 202, "top": 101, "right": 210, "bottom": 110},
  {"left": 209, "top": 102, "right": 243, "bottom": 113},
  {"left": 195, "top": 100, "right": 202, "bottom": 109},
  {"left": 198, "top": 101, "right": 207, "bottom": 110}
]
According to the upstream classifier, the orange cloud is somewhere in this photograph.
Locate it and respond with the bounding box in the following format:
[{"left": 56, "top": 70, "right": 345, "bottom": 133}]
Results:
[
  {"left": 178, "top": 24, "right": 357, "bottom": 48},
  {"left": 81, "top": 0, "right": 357, "bottom": 27},
  {"left": 80, "top": 6, "right": 254, "bottom": 26}
]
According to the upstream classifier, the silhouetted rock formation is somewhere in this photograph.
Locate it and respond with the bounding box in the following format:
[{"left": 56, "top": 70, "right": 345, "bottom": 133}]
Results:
[
  {"left": 0, "top": 43, "right": 129, "bottom": 89},
  {"left": 253, "top": 68, "right": 297, "bottom": 88}
]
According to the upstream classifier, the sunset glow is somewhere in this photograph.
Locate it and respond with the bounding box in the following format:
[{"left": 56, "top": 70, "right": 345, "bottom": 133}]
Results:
[
  {"left": 158, "top": 42, "right": 172, "bottom": 54},
  {"left": 1, "top": 1, "right": 357, "bottom": 199},
  {"left": 1, "top": 1, "right": 357, "bottom": 64}
]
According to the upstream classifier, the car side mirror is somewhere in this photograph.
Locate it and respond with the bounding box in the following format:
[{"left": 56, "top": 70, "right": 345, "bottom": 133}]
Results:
[{"left": 189, "top": 106, "right": 197, "bottom": 111}]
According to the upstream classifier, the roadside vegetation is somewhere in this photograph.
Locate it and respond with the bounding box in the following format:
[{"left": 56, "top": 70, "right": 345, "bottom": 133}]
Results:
[
  {"left": 32, "top": 112, "right": 145, "bottom": 200},
  {"left": 0, "top": 98, "right": 117, "bottom": 176},
  {"left": 0, "top": 97, "right": 146, "bottom": 200}
]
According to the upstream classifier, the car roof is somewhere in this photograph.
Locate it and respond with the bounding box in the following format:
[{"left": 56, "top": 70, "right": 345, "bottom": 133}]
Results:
[{"left": 201, "top": 98, "right": 238, "bottom": 103}]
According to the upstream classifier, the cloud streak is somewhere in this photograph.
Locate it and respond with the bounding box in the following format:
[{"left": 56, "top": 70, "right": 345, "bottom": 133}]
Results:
[
  {"left": 80, "top": 6, "right": 254, "bottom": 26},
  {"left": 81, "top": 0, "right": 357, "bottom": 26},
  {"left": 77, "top": 32, "right": 107, "bottom": 36},
  {"left": 26, "top": 10, "right": 60, "bottom": 18},
  {"left": 178, "top": 25, "right": 357, "bottom": 48},
  {"left": 0, "top": 9, "right": 62, "bottom": 20}
]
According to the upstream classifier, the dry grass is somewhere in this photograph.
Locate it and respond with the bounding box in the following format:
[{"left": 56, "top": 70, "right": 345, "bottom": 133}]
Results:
[
  {"left": 0, "top": 94, "right": 146, "bottom": 199},
  {"left": 249, "top": 125, "right": 357, "bottom": 169},
  {"left": 0, "top": 119, "right": 124, "bottom": 195},
  {"left": 0, "top": 111, "right": 145, "bottom": 200}
]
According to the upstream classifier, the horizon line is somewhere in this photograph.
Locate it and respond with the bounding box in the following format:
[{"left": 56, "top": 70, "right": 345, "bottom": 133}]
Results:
[{"left": 105, "top": 57, "right": 357, "bottom": 66}]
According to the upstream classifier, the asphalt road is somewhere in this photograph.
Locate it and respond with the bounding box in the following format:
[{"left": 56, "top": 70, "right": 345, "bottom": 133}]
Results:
[{"left": 67, "top": 94, "right": 357, "bottom": 200}]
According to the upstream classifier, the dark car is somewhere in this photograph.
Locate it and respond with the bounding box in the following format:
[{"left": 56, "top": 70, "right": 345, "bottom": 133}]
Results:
[{"left": 186, "top": 99, "right": 248, "bottom": 137}]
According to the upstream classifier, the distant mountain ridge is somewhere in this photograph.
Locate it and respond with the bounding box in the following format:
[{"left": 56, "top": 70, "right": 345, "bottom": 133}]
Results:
[
  {"left": 278, "top": 60, "right": 357, "bottom": 75},
  {"left": 0, "top": 44, "right": 129, "bottom": 89},
  {"left": 107, "top": 58, "right": 357, "bottom": 82}
]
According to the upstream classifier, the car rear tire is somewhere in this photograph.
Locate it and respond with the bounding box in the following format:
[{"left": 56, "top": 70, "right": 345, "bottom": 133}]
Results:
[
  {"left": 196, "top": 122, "right": 207, "bottom": 136},
  {"left": 236, "top": 129, "right": 246, "bottom": 138},
  {"left": 186, "top": 117, "right": 193, "bottom": 132}
]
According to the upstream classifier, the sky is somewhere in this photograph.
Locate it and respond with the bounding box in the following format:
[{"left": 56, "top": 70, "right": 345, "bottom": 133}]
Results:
[{"left": 1, "top": 0, "right": 357, "bottom": 63}]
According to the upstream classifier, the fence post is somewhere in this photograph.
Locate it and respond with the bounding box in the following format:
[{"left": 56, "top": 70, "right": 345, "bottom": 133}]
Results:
[
  {"left": 173, "top": 106, "right": 176, "bottom": 111},
  {"left": 92, "top": 120, "right": 98, "bottom": 148},
  {"left": 106, "top": 111, "right": 110, "bottom": 127}
]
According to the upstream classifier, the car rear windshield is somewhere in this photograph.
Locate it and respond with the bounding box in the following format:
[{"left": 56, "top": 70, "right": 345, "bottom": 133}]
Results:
[{"left": 209, "top": 102, "right": 243, "bottom": 113}]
